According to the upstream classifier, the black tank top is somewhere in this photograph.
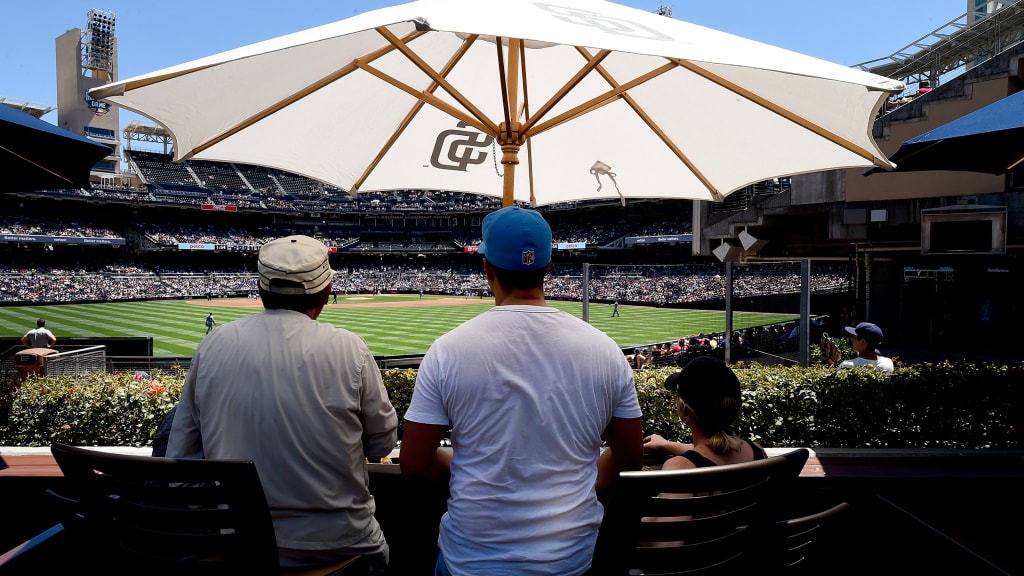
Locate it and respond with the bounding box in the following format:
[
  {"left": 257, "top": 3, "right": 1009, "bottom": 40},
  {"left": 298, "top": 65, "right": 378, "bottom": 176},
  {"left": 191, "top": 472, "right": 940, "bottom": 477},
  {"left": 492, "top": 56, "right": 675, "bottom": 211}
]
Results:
[{"left": 679, "top": 439, "right": 766, "bottom": 468}]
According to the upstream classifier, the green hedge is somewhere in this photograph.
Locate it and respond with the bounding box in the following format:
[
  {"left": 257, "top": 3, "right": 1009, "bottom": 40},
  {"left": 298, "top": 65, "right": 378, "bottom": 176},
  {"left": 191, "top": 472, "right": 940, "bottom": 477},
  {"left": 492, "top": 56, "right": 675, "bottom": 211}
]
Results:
[
  {"left": 0, "top": 370, "right": 182, "bottom": 447},
  {"left": 2, "top": 361, "right": 1021, "bottom": 448}
]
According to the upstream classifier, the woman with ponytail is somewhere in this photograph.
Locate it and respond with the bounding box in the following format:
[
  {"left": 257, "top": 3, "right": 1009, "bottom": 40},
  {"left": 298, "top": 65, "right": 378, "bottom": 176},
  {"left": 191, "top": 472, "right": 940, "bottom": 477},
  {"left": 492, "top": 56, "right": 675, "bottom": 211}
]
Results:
[{"left": 644, "top": 356, "right": 765, "bottom": 469}]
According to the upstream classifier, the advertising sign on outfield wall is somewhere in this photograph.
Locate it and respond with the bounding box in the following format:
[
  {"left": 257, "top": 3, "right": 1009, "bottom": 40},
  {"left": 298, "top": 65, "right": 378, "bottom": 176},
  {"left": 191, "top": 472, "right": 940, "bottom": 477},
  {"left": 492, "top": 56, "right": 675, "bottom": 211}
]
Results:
[
  {"left": 1, "top": 234, "right": 125, "bottom": 246},
  {"left": 624, "top": 234, "right": 693, "bottom": 245}
]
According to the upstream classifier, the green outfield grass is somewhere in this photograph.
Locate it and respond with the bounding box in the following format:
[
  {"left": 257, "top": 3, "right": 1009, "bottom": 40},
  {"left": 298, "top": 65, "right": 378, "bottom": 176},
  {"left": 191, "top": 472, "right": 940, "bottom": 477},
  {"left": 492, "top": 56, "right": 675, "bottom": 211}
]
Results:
[{"left": 0, "top": 296, "right": 797, "bottom": 357}]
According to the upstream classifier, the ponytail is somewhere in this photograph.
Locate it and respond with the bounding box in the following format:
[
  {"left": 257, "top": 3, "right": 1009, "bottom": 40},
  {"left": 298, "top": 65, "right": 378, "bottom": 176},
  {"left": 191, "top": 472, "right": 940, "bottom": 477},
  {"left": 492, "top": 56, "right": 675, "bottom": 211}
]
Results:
[{"left": 705, "top": 430, "right": 744, "bottom": 454}]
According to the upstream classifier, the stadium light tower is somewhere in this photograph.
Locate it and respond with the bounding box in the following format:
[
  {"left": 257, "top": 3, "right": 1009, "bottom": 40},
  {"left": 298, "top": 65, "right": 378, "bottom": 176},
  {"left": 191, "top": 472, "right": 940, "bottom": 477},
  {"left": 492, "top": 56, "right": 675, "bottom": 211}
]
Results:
[
  {"left": 81, "top": 9, "right": 115, "bottom": 116},
  {"left": 55, "top": 8, "right": 121, "bottom": 179}
]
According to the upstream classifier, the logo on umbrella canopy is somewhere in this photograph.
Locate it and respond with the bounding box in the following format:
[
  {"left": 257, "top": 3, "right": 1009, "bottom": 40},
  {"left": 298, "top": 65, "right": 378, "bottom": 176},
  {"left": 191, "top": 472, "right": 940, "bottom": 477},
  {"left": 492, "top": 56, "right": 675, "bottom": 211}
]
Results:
[
  {"left": 431, "top": 121, "right": 494, "bottom": 172},
  {"left": 539, "top": 3, "right": 671, "bottom": 41}
]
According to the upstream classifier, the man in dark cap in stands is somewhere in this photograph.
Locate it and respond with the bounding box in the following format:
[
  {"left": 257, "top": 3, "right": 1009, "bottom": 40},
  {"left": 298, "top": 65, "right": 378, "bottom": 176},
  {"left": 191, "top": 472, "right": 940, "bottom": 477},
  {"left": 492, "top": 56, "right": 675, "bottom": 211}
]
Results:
[
  {"left": 838, "top": 321, "right": 894, "bottom": 372},
  {"left": 167, "top": 235, "right": 397, "bottom": 573},
  {"left": 401, "top": 206, "right": 643, "bottom": 576}
]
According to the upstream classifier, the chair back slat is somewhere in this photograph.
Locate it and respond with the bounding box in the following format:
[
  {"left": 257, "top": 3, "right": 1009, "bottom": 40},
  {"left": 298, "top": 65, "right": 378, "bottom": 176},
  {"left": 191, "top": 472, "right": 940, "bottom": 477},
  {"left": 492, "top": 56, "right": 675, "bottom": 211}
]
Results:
[
  {"left": 626, "top": 541, "right": 749, "bottom": 575},
  {"left": 102, "top": 496, "right": 250, "bottom": 531},
  {"left": 49, "top": 443, "right": 280, "bottom": 575},
  {"left": 637, "top": 479, "right": 771, "bottom": 518},
  {"left": 594, "top": 448, "right": 809, "bottom": 576},
  {"left": 773, "top": 501, "right": 850, "bottom": 572},
  {"left": 631, "top": 504, "right": 758, "bottom": 543}
]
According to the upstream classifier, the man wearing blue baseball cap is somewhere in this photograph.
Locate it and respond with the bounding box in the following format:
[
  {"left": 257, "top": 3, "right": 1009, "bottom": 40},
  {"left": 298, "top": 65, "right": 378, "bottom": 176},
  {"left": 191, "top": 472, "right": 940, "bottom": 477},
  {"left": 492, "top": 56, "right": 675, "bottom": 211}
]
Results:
[
  {"left": 838, "top": 321, "right": 894, "bottom": 372},
  {"left": 401, "top": 206, "right": 643, "bottom": 576}
]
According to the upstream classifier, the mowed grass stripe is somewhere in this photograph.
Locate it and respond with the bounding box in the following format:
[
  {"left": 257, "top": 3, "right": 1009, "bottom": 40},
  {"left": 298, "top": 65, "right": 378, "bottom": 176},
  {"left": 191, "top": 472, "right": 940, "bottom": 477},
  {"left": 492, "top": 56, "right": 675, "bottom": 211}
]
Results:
[
  {"left": 21, "top": 302, "right": 220, "bottom": 349},
  {"left": 319, "top": 303, "right": 493, "bottom": 356},
  {"left": 1, "top": 301, "right": 244, "bottom": 356},
  {"left": 0, "top": 299, "right": 798, "bottom": 357}
]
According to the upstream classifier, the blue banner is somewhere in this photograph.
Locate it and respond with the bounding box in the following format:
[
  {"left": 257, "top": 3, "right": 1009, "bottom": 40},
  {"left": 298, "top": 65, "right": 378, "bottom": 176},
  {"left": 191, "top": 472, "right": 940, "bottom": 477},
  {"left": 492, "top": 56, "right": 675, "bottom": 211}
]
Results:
[
  {"left": 624, "top": 234, "right": 692, "bottom": 245},
  {"left": 0, "top": 234, "right": 125, "bottom": 246}
]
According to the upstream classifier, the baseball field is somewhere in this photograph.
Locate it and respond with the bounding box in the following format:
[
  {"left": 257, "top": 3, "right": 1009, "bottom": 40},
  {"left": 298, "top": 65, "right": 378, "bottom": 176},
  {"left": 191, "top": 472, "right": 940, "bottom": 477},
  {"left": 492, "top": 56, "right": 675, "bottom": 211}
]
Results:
[{"left": 0, "top": 295, "right": 798, "bottom": 357}]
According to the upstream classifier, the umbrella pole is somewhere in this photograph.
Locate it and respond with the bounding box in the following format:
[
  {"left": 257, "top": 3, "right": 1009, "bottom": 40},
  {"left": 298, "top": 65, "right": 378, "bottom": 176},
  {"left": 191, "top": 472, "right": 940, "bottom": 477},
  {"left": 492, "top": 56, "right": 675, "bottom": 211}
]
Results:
[{"left": 501, "top": 142, "right": 520, "bottom": 207}]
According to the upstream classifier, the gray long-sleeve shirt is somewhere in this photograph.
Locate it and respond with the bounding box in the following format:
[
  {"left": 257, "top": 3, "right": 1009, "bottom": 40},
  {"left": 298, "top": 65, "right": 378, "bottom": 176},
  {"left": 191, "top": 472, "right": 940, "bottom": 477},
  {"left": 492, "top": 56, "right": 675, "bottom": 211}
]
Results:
[{"left": 168, "top": 308, "right": 398, "bottom": 550}]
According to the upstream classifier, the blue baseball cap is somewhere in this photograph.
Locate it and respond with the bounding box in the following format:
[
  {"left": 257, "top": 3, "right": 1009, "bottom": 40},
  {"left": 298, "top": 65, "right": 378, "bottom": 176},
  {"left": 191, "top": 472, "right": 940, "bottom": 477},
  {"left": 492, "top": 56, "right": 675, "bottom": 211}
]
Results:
[
  {"left": 478, "top": 207, "right": 552, "bottom": 271},
  {"left": 845, "top": 322, "right": 883, "bottom": 346}
]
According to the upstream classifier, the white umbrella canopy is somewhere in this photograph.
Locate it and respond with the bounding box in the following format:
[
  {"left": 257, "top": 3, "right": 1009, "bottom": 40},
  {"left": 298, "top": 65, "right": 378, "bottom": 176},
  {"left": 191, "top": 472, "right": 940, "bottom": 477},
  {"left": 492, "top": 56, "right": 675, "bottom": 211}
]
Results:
[{"left": 91, "top": 0, "right": 902, "bottom": 207}]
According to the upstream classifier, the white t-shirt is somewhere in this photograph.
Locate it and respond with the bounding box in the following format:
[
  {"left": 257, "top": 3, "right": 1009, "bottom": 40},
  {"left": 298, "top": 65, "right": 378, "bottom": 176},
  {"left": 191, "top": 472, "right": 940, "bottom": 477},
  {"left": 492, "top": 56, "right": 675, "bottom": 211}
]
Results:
[
  {"left": 23, "top": 327, "right": 55, "bottom": 348},
  {"left": 405, "top": 305, "right": 641, "bottom": 576},
  {"left": 838, "top": 355, "right": 894, "bottom": 372}
]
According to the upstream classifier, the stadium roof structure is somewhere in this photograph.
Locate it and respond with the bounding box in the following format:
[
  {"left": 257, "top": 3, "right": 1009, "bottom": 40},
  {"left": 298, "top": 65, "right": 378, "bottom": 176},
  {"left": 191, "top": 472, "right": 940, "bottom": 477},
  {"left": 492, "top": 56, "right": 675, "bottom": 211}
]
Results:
[
  {"left": 0, "top": 104, "right": 113, "bottom": 193},
  {"left": 0, "top": 97, "right": 56, "bottom": 119},
  {"left": 123, "top": 120, "right": 174, "bottom": 154},
  {"left": 854, "top": 0, "right": 1024, "bottom": 89}
]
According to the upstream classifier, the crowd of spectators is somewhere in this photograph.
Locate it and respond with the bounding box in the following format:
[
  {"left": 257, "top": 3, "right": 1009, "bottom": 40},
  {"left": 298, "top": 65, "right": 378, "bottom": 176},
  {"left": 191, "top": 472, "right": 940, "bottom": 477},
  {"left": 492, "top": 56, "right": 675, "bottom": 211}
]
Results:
[
  {"left": 4, "top": 206, "right": 694, "bottom": 252},
  {"left": 0, "top": 215, "right": 122, "bottom": 239},
  {"left": 22, "top": 148, "right": 728, "bottom": 220},
  {"left": 36, "top": 178, "right": 512, "bottom": 216},
  {"left": 0, "top": 261, "right": 850, "bottom": 305},
  {"left": 140, "top": 223, "right": 274, "bottom": 246}
]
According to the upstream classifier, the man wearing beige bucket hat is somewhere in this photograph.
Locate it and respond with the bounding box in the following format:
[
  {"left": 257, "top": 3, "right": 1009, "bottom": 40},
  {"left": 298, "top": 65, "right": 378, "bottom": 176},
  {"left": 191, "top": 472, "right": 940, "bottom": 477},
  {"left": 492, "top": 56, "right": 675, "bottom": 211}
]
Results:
[{"left": 167, "top": 235, "right": 398, "bottom": 573}]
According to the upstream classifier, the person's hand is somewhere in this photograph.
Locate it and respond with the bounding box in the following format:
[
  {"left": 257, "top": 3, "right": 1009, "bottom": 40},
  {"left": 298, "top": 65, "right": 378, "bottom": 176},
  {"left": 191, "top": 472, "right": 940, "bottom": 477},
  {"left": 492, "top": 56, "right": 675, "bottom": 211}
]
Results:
[{"left": 643, "top": 434, "right": 672, "bottom": 452}]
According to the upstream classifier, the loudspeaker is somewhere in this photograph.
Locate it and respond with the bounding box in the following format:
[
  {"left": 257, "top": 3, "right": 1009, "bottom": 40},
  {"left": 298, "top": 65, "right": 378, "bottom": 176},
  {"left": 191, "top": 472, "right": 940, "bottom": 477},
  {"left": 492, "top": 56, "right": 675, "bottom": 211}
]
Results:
[
  {"left": 738, "top": 230, "right": 768, "bottom": 252},
  {"left": 713, "top": 242, "right": 741, "bottom": 262}
]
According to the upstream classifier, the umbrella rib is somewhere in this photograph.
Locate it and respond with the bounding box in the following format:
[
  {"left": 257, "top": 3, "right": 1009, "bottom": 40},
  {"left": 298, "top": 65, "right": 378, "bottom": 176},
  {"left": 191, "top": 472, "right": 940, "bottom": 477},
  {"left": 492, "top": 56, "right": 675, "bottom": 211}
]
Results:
[
  {"left": 1006, "top": 153, "right": 1024, "bottom": 172},
  {"left": 519, "top": 41, "right": 537, "bottom": 207},
  {"left": 527, "top": 62, "right": 677, "bottom": 137},
  {"left": 574, "top": 47, "right": 721, "bottom": 200},
  {"left": 890, "top": 139, "right": 945, "bottom": 165},
  {"left": 496, "top": 38, "right": 514, "bottom": 132},
  {"left": 376, "top": 27, "right": 497, "bottom": 134},
  {"left": 519, "top": 49, "right": 613, "bottom": 136},
  {"left": 356, "top": 62, "right": 494, "bottom": 136},
  {"left": 188, "top": 30, "right": 427, "bottom": 159},
  {"left": 352, "top": 36, "right": 478, "bottom": 192},
  {"left": 670, "top": 58, "right": 882, "bottom": 164},
  {"left": 0, "top": 145, "right": 74, "bottom": 184}
]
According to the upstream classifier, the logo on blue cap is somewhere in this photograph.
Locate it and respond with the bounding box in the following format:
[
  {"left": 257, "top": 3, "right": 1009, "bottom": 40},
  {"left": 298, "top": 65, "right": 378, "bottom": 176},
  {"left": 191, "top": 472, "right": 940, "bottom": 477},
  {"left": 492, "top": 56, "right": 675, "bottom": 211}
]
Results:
[{"left": 478, "top": 207, "right": 552, "bottom": 272}]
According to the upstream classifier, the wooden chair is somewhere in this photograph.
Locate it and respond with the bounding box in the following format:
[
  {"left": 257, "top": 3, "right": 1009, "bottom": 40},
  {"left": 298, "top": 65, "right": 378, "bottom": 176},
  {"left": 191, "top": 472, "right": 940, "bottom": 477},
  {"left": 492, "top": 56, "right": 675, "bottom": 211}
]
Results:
[
  {"left": 39, "top": 443, "right": 361, "bottom": 575},
  {"left": 772, "top": 501, "right": 850, "bottom": 573},
  {"left": 593, "top": 448, "right": 809, "bottom": 576}
]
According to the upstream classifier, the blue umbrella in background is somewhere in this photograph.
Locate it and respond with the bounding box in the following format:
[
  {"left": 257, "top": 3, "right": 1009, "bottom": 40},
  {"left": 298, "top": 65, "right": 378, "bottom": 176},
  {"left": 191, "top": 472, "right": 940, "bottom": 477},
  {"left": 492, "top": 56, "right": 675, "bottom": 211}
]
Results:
[
  {"left": 0, "top": 104, "right": 112, "bottom": 193},
  {"left": 866, "top": 90, "right": 1024, "bottom": 176}
]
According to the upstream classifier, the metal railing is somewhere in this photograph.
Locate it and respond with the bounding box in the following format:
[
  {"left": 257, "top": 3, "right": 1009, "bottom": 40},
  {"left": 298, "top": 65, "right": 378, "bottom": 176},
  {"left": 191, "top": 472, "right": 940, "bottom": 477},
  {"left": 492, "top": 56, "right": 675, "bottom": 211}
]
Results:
[
  {"left": 106, "top": 356, "right": 191, "bottom": 374},
  {"left": 42, "top": 346, "right": 106, "bottom": 377}
]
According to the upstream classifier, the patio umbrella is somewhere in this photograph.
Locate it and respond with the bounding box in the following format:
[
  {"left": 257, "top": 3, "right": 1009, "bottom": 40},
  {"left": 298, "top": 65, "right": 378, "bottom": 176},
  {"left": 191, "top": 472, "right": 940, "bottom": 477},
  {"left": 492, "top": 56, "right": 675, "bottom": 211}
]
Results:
[
  {"left": 0, "top": 104, "right": 112, "bottom": 194},
  {"left": 866, "top": 90, "right": 1024, "bottom": 176},
  {"left": 90, "top": 0, "right": 901, "bottom": 207}
]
